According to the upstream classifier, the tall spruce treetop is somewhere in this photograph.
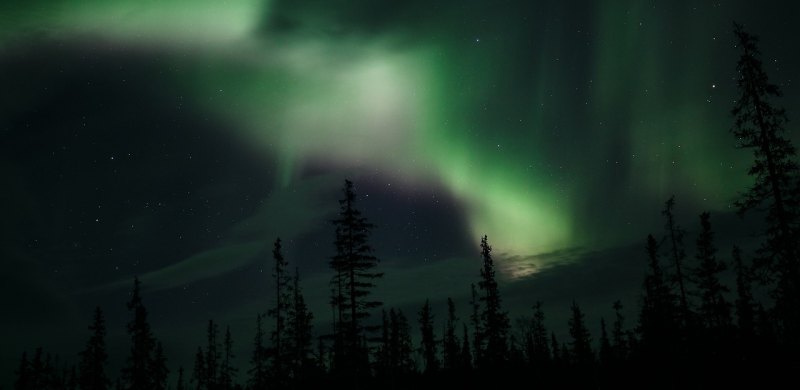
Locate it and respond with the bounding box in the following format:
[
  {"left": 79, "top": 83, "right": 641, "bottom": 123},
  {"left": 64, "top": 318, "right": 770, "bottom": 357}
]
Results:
[
  {"left": 247, "top": 314, "right": 268, "bottom": 390},
  {"left": 442, "top": 297, "right": 460, "bottom": 370},
  {"left": 732, "top": 23, "right": 800, "bottom": 343},
  {"left": 268, "top": 237, "right": 291, "bottom": 381},
  {"left": 692, "top": 212, "right": 732, "bottom": 331},
  {"left": 567, "top": 301, "right": 593, "bottom": 367},
  {"left": 329, "top": 179, "right": 383, "bottom": 375},
  {"left": 662, "top": 196, "right": 691, "bottom": 325},
  {"left": 418, "top": 299, "right": 439, "bottom": 374},
  {"left": 122, "top": 277, "right": 158, "bottom": 390},
  {"left": 79, "top": 307, "right": 109, "bottom": 390},
  {"left": 477, "top": 235, "right": 510, "bottom": 367}
]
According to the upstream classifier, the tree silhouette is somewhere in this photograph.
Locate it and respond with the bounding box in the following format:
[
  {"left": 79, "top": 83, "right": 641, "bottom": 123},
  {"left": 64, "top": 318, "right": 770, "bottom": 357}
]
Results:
[
  {"left": 567, "top": 301, "right": 593, "bottom": 368},
  {"left": 731, "top": 23, "right": 800, "bottom": 347},
  {"left": 418, "top": 299, "right": 439, "bottom": 374},
  {"left": 151, "top": 342, "right": 168, "bottom": 390},
  {"left": 611, "top": 301, "right": 629, "bottom": 363},
  {"left": 121, "top": 277, "right": 161, "bottom": 390},
  {"left": 267, "top": 237, "right": 291, "bottom": 386},
  {"left": 219, "top": 327, "right": 236, "bottom": 390},
  {"left": 733, "top": 246, "right": 756, "bottom": 342},
  {"left": 662, "top": 196, "right": 692, "bottom": 327},
  {"left": 191, "top": 347, "right": 206, "bottom": 390},
  {"left": 527, "top": 302, "right": 550, "bottom": 370},
  {"left": 477, "top": 235, "right": 509, "bottom": 368},
  {"left": 176, "top": 367, "right": 186, "bottom": 390},
  {"left": 692, "top": 213, "right": 732, "bottom": 333},
  {"left": 442, "top": 298, "right": 460, "bottom": 371},
  {"left": 204, "top": 320, "right": 220, "bottom": 389},
  {"left": 468, "top": 283, "right": 483, "bottom": 367},
  {"left": 247, "top": 315, "right": 268, "bottom": 390},
  {"left": 329, "top": 179, "right": 383, "bottom": 378},
  {"left": 78, "top": 307, "right": 109, "bottom": 390},
  {"left": 288, "top": 268, "right": 315, "bottom": 381},
  {"left": 639, "top": 234, "right": 678, "bottom": 359}
]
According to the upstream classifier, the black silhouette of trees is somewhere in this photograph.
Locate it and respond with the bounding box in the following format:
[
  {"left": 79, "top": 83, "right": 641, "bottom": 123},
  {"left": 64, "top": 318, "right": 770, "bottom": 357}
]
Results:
[
  {"left": 442, "top": 298, "right": 460, "bottom": 371},
  {"left": 78, "top": 307, "right": 109, "bottom": 390},
  {"left": 476, "top": 235, "right": 509, "bottom": 368},
  {"left": 329, "top": 179, "right": 383, "bottom": 378},
  {"left": 121, "top": 277, "right": 162, "bottom": 390},
  {"left": 247, "top": 315, "right": 268, "bottom": 390},
  {"left": 731, "top": 22, "right": 800, "bottom": 346},
  {"left": 692, "top": 213, "right": 732, "bottom": 333},
  {"left": 418, "top": 299, "right": 438, "bottom": 374}
]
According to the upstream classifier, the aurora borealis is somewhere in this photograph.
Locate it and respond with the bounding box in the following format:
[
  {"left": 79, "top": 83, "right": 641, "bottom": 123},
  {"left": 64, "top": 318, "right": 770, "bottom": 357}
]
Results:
[{"left": 2, "top": 0, "right": 799, "bottom": 385}]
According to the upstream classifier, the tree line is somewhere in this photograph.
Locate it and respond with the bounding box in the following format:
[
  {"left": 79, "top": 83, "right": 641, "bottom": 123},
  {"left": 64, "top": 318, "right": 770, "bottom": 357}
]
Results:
[{"left": 11, "top": 23, "right": 800, "bottom": 390}]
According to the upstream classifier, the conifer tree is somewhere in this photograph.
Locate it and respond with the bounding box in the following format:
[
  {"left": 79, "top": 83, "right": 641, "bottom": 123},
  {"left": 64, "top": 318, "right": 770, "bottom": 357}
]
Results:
[
  {"left": 78, "top": 307, "right": 109, "bottom": 390},
  {"left": 247, "top": 315, "right": 268, "bottom": 390},
  {"left": 733, "top": 246, "right": 756, "bottom": 339},
  {"left": 662, "top": 197, "right": 691, "bottom": 326},
  {"left": 731, "top": 23, "right": 800, "bottom": 345},
  {"left": 121, "top": 277, "right": 159, "bottom": 390},
  {"left": 460, "top": 324, "right": 472, "bottom": 371},
  {"left": 529, "top": 302, "right": 550, "bottom": 366},
  {"left": 176, "top": 367, "right": 186, "bottom": 390},
  {"left": 477, "top": 235, "right": 509, "bottom": 367},
  {"left": 639, "top": 234, "right": 678, "bottom": 354},
  {"left": 418, "top": 299, "right": 439, "bottom": 373},
  {"left": 442, "top": 298, "right": 460, "bottom": 370},
  {"left": 329, "top": 179, "right": 383, "bottom": 376},
  {"left": 598, "top": 318, "right": 612, "bottom": 367},
  {"left": 268, "top": 238, "right": 291, "bottom": 383},
  {"left": 191, "top": 347, "right": 206, "bottom": 390},
  {"left": 14, "top": 352, "right": 32, "bottom": 390},
  {"left": 151, "top": 342, "right": 168, "bottom": 390},
  {"left": 692, "top": 212, "right": 732, "bottom": 331},
  {"left": 568, "top": 301, "right": 593, "bottom": 367},
  {"left": 469, "top": 283, "right": 483, "bottom": 365},
  {"left": 289, "top": 268, "right": 314, "bottom": 379},
  {"left": 204, "top": 320, "right": 219, "bottom": 389},
  {"left": 219, "top": 327, "right": 236, "bottom": 390},
  {"left": 611, "top": 301, "right": 628, "bottom": 362}
]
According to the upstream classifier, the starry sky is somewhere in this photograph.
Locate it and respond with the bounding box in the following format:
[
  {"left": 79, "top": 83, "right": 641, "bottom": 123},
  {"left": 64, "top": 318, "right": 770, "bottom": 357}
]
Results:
[{"left": 1, "top": 0, "right": 799, "bottom": 384}]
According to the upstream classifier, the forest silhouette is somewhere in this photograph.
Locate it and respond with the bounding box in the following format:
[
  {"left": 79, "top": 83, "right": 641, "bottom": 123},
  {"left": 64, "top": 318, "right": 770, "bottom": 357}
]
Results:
[{"left": 11, "top": 24, "right": 800, "bottom": 390}]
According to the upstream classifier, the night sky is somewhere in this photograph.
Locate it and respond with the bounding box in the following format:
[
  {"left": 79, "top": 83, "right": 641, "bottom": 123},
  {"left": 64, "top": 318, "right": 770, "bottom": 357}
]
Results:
[{"left": 1, "top": 0, "right": 799, "bottom": 385}]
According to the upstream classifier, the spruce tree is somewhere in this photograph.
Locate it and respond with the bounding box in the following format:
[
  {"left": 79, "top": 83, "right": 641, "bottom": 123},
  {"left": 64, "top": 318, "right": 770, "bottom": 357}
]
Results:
[
  {"left": 692, "top": 212, "right": 732, "bottom": 331},
  {"left": 568, "top": 301, "right": 593, "bottom": 367},
  {"left": 639, "top": 235, "right": 678, "bottom": 356},
  {"left": 219, "top": 327, "right": 236, "bottom": 390},
  {"left": 662, "top": 196, "right": 691, "bottom": 326},
  {"left": 268, "top": 238, "right": 291, "bottom": 383},
  {"left": 442, "top": 298, "right": 460, "bottom": 371},
  {"left": 731, "top": 23, "right": 800, "bottom": 345},
  {"left": 289, "top": 268, "right": 314, "bottom": 379},
  {"left": 477, "top": 235, "right": 509, "bottom": 367},
  {"left": 151, "top": 342, "right": 168, "bottom": 390},
  {"left": 14, "top": 352, "right": 32, "bottom": 390},
  {"left": 247, "top": 315, "right": 268, "bottom": 390},
  {"left": 598, "top": 318, "right": 612, "bottom": 368},
  {"left": 418, "top": 299, "right": 439, "bottom": 374},
  {"left": 460, "top": 324, "right": 472, "bottom": 371},
  {"left": 733, "top": 246, "right": 756, "bottom": 339},
  {"left": 191, "top": 347, "right": 206, "bottom": 390},
  {"left": 611, "top": 301, "right": 628, "bottom": 362},
  {"left": 530, "top": 302, "right": 550, "bottom": 367},
  {"left": 121, "top": 277, "right": 159, "bottom": 390},
  {"left": 204, "top": 320, "right": 219, "bottom": 390},
  {"left": 469, "top": 283, "right": 483, "bottom": 366},
  {"left": 329, "top": 179, "right": 383, "bottom": 376},
  {"left": 78, "top": 307, "right": 109, "bottom": 390},
  {"left": 176, "top": 367, "right": 186, "bottom": 390}
]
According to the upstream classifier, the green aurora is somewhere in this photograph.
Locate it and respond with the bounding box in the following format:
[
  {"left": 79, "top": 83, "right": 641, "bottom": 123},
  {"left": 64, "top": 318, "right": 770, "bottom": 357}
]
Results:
[{"left": 5, "top": 0, "right": 795, "bottom": 267}]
